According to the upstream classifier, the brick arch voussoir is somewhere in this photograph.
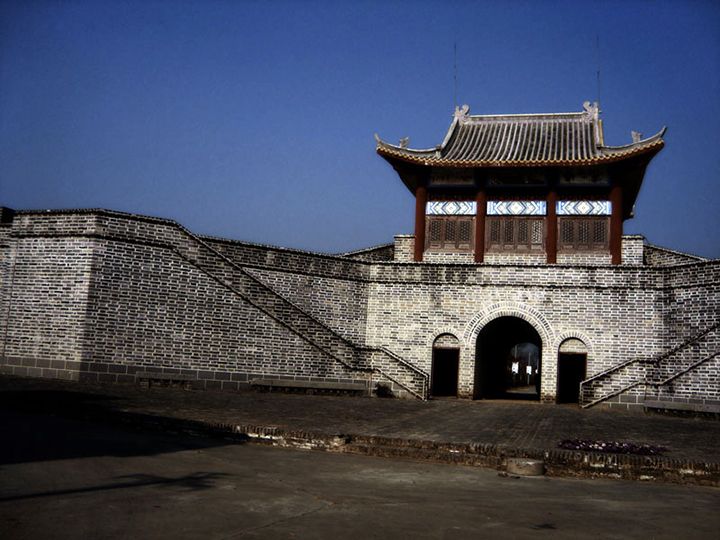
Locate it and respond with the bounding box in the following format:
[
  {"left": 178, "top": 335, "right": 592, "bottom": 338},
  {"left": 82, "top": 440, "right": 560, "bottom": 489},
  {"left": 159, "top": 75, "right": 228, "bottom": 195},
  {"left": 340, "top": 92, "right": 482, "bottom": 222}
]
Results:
[
  {"left": 555, "top": 331, "right": 594, "bottom": 358},
  {"left": 463, "top": 303, "right": 555, "bottom": 349},
  {"left": 427, "top": 328, "right": 463, "bottom": 349}
]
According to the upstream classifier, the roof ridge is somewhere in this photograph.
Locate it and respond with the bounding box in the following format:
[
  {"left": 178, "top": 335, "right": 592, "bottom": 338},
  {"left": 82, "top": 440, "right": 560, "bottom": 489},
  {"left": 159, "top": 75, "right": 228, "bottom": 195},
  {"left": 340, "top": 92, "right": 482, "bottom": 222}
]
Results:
[
  {"left": 375, "top": 102, "right": 664, "bottom": 167},
  {"left": 466, "top": 111, "right": 588, "bottom": 120}
]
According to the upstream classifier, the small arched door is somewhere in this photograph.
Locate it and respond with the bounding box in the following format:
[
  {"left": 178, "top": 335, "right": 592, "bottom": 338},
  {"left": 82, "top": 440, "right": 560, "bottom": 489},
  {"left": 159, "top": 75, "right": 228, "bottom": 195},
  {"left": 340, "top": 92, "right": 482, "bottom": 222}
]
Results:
[
  {"left": 431, "top": 334, "right": 460, "bottom": 398},
  {"left": 557, "top": 338, "right": 588, "bottom": 403}
]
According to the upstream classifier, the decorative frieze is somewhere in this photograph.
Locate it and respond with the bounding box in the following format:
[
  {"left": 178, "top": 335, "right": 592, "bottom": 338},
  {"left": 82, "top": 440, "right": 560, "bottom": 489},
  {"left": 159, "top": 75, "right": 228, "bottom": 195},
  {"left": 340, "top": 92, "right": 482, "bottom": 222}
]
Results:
[
  {"left": 487, "top": 201, "right": 546, "bottom": 216},
  {"left": 426, "top": 201, "right": 476, "bottom": 215},
  {"left": 557, "top": 201, "right": 611, "bottom": 216}
]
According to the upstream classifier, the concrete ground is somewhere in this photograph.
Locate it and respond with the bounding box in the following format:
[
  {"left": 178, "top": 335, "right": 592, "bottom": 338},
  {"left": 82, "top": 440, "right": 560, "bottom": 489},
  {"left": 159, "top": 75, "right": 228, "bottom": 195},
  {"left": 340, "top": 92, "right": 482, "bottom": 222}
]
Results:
[{"left": 1, "top": 409, "right": 718, "bottom": 540}]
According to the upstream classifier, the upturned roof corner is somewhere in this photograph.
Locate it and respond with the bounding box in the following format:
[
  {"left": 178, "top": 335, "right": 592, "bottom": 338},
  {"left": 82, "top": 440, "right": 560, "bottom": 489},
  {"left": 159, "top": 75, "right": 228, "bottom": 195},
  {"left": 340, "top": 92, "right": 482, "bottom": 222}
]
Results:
[{"left": 375, "top": 103, "right": 665, "bottom": 169}]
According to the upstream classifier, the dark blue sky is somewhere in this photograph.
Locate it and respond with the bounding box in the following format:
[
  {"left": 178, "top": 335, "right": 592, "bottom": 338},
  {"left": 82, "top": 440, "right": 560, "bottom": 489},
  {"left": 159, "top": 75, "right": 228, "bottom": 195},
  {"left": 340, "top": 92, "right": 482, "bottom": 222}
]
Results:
[{"left": 1, "top": 1, "right": 718, "bottom": 257}]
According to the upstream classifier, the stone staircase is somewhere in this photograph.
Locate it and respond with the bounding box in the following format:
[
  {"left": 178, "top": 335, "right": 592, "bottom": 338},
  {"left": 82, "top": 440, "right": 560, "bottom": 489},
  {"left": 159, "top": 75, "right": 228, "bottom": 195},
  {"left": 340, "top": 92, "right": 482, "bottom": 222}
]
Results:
[
  {"left": 580, "top": 322, "right": 720, "bottom": 410},
  {"left": 167, "top": 224, "right": 429, "bottom": 399}
]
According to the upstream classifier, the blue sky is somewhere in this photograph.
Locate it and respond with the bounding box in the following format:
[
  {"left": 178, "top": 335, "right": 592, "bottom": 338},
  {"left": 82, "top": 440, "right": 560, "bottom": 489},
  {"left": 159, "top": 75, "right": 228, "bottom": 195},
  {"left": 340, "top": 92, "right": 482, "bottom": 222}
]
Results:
[{"left": 1, "top": 0, "right": 718, "bottom": 257}]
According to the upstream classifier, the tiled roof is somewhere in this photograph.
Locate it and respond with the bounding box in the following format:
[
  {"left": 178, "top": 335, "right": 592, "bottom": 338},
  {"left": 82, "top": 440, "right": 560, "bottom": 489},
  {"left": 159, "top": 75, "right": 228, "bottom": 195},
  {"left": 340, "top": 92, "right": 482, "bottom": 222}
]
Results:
[{"left": 376, "top": 102, "right": 665, "bottom": 168}]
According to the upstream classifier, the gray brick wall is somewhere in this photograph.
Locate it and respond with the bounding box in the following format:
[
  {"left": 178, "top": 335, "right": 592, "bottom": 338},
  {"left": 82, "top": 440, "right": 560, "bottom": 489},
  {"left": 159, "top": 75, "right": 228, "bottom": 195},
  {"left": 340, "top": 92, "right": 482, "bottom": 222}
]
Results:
[
  {"left": 1, "top": 208, "right": 718, "bottom": 407},
  {"left": 622, "top": 235, "right": 645, "bottom": 265},
  {"left": 393, "top": 235, "right": 414, "bottom": 262},
  {"left": 244, "top": 268, "right": 369, "bottom": 344},
  {"left": 0, "top": 233, "right": 94, "bottom": 381},
  {"left": 365, "top": 264, "right": 669, "bottom": 401},
  {"left": 82, "top": 237, "right": 359, "bottom": 388},
  {"left": 340, "top": 244, "right": 394, "bottom": 262},
  {"left": 645, "top": 244, "right": 707, "bottom": 266},
  {"left": 392, "top": 234, "right": 644, "bottom": 266}
]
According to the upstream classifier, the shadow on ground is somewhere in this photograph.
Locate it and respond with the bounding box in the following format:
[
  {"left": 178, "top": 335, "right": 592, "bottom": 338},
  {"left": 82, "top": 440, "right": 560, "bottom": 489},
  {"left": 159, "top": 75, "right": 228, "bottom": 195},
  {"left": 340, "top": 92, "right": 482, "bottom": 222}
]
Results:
[{"left": 0, "top": 389, "right": 246, "bottom": 465}]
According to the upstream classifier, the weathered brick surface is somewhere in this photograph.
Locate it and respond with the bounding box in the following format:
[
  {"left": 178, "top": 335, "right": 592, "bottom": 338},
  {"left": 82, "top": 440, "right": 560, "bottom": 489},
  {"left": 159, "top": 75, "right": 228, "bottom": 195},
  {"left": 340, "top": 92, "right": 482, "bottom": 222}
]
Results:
[
  {"left": 243, "top": 268, "right": 369, "bottom": 343},
  {"left": 556, "top": 252, "right": 612, "bottom": 265},
  {"left": 84, "top": 238, "right": 356, "bottom": 382},
  {"left": 0, "top": 232, "right": 94, "bottom": 378},
  {"left": 340, "top": 243, "right": 394, "bottom": 262},
  {"left": 0, "top": 208, "right": 718, "bottom": 406},
  {"left": 621, "top": 235, "right": 645, "bottom": 265},
  {"left": 394, "top": 235, "right": 646, "bottom": 266},
  {"left": 645, "top": 244, "right": 707, "bottom": 266},
  {"left": 393, "top": 235, "right": 415, "bottom": 263}
]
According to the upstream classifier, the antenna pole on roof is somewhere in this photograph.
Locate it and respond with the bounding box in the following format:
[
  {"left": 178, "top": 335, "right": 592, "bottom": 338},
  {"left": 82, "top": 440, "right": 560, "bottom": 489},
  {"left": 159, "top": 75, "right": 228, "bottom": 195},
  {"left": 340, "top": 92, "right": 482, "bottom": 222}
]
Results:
[
  {"left": 453, "top": 42, "right": 458, "bottom": 108},
  {"left": 595, "top": 34, "right": 602, "bottom": 112}
]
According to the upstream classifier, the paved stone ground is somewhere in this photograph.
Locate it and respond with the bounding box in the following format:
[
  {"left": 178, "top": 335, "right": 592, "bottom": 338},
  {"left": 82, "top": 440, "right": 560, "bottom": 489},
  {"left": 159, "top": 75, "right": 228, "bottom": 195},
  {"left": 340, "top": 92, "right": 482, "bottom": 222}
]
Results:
[
  {"left": 2, "top": 410, "right": 718, "bottom": 539},
  {"left": 1, "top": 375, "right": 717, "bottom": 465}
]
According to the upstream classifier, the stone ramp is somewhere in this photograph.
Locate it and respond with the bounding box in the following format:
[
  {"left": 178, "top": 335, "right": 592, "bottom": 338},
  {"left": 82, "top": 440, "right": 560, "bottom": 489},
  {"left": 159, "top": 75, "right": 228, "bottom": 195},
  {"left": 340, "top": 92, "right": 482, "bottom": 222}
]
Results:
[{"left": 1, "top": 375, "right": 718, "bottom": 485}]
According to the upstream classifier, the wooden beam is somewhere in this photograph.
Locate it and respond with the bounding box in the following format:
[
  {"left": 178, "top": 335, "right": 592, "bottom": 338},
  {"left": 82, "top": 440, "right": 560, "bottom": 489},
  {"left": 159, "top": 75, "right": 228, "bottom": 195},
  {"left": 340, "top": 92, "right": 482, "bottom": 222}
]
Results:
[
  {"left": 546, "top": 190, "right": 557, "bottom": 264},
  {"left": 414, "top": 184, "right": 428, "bottom": 262},
  {"left": 610, "top": 183, "right": 623, "bottom": 265},
  {"left": 474, "top": 189, "right": 486, "bottom": 263}
]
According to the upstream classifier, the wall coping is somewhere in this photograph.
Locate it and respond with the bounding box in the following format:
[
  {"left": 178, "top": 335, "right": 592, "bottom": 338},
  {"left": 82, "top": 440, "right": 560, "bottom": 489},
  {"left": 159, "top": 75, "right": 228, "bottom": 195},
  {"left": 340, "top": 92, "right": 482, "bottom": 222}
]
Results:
[
  {"left": 11, "top": 208, "right": 719, "bottom": 275},
  {"left": 645, "top": 242, "right": 708, "bottom": 262}
]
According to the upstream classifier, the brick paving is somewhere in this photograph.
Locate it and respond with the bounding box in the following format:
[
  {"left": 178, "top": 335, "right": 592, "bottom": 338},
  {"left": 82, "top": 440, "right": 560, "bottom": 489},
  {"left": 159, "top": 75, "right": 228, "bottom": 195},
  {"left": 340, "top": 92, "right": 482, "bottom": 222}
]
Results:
[{"left": 2, "top": 375, "right": 718, "bottom": 466}]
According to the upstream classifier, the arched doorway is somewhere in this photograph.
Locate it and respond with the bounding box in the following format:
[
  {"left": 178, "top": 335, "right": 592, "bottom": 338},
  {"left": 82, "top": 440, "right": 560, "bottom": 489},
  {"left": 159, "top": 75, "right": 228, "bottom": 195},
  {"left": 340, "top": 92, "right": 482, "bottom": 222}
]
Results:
[
  {"left": 474, "top": 317, "right": 541, "bottom": 400},
  {"left": 431, "top": 334, "right": 460, "bottom": 398},
  {"left": 557, "top": 338, "right": 588, "bottom": 404}
]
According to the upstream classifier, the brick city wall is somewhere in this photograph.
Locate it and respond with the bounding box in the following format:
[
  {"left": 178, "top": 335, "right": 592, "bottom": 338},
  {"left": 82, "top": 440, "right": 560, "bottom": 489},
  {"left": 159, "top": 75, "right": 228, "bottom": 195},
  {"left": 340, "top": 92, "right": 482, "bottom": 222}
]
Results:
[
  {"left": 365, "top": 261, "right": 674, "bottom": 401},
  {"left": 645, "top": 244, "right": 707, "bottom": 266},
  {"left": 1, "top": 209, "right": 718, "bottom": 406},
  {"left": 0, "top": 211, "right": 370, "bottom": 391}
]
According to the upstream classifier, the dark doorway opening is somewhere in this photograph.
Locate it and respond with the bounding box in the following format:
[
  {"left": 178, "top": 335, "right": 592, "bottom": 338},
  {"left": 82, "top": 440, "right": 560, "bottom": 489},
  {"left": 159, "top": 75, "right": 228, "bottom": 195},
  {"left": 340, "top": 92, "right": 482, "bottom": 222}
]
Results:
[
  {"left": 557, "top": 353, "right": 587, "bottom": 403},
  {"left": 431, "top": 347, "right": 459, "bottom": 397},
  {"left": 475, "top": 317, "right": 541, "bottom": 400}
]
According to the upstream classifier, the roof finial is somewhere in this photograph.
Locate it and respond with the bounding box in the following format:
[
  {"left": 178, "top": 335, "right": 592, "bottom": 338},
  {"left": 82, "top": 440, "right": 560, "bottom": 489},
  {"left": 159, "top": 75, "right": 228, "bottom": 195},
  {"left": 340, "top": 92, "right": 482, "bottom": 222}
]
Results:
[
  {"left": 583, "top": 101, "right": 600, "bottom": 119},
  {"left": 454, "top": 104, "right": 470, "bottom": 124},
  {"left": 595, "top": 34, "right": 602, "bottom": 112},
  {"left": 631, "top": 131, "right": 643, "bottom": 143},
  {"left": 453, "top": 42, "right": 458, "bottom": 108},
  {"left": 399, "top": 137, "right": 409, "bottom": 148}
]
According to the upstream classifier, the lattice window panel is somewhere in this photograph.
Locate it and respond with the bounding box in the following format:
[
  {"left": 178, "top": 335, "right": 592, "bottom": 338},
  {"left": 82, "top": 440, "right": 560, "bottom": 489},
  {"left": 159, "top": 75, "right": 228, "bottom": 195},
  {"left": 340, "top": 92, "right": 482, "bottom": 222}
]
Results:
[
  {"left": 530, "top": 220, "right": 543, "bottom": 245},
  {"left": 489, "top": 220, "right": 501, "bottom": 244},
  {"left": 429, "top": 220, "right": 442, "bottom": 241},
  {"left": 578, "top": 221, "right": 590, "bottom": 245},
  {"left": 458, "top": 220, "right": 473, "bottom": 250},
  {"left": 517, "top": 220, "right": 529, "bottom": 244},
  {"left": 446, "top": 220, "right": 457, "bottom": 242},
  {"left": 592, "top": 220, "right": 608, "bottom": 245},
  {"left": 503, "top": 219, "right": 514, "bottom": 244},
  {"left": 425, "top": 216, "right": 475, "bottom": 252},
  {"left": 558, "top": 217, "right": 610, "bottom": 251},
  {"left": 486, "top": 217, "right": 545, "bottom": 251}
]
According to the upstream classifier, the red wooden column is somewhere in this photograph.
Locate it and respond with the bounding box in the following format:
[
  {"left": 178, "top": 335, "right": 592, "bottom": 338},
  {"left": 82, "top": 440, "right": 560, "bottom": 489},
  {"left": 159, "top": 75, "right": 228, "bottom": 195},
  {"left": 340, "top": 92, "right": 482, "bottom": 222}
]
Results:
[
  {"left": 610, "top": 184, "right": 623, "bottom": 265},
  {"left": 474, "top": 189, "right": 486, "bottom": 263},
  {"left": 414, "top": 184, "right": 428, "bottom": 262},
  {"left": 546, "top": 190, "right": 557, "bottom": 264}
]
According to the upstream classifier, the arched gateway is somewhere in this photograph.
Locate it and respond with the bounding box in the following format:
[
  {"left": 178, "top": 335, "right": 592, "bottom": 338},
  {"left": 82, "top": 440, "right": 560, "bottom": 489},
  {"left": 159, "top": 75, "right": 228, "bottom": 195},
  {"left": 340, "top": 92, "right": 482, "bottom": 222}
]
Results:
[{"left": 474, "top": 317, "right": 542, "bottom": 400}]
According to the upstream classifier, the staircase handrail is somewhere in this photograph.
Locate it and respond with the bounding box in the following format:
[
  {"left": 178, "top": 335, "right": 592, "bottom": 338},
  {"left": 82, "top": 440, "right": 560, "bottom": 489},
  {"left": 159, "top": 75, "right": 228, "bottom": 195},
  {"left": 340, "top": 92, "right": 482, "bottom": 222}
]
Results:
[
  {"left": 169, "top": 246, "right": 362, "bottom": 373},
  {"left": 586, "top": 351, "right": 719, "bottom": 409},
  {"left": 647, "top": 351, "right": 720, "bottom": 387},
  {"left": 581, "top": 321, "right": 720, "bottom": 387},
  {"left": 176, "top": 225, "right": 363, "bottom": 351},
  {"left": 171, "top": 224, "right": 427, "bottom": 398},
  {"left": 582, "top": 381, "right": 642, "bottom": 409},
  {"left": 359, "top": 345, "right": 429, "bottom": 400}
]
